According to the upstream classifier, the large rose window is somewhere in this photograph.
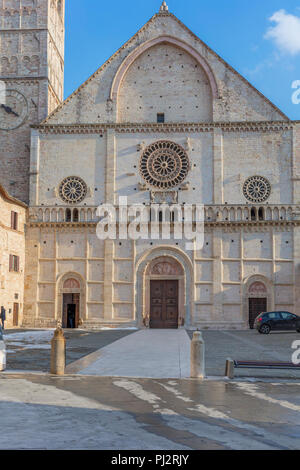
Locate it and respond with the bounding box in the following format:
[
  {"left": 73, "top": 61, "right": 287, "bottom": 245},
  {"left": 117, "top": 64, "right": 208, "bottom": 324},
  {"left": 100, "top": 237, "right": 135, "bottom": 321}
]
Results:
[{"left": 139, "top": 141, "right": 190, "bottom": 190}]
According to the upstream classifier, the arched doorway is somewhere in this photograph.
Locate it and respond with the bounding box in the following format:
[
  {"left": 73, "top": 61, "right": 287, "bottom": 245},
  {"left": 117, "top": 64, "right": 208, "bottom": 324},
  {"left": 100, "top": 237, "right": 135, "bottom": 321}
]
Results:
[
  {"left": 57, "top": 274, "right": 85, "bottom": 329},
  {"left": 147, "top": 257, "right": 184, "bottom": 329},
  {"left": 62, "top": 278, "right": 80, "bottom": 329},
  {"left": 248, "top": 281, "right": 268, "bottom": 329},
  {"left": 136, "top": 247, "right": 194, "bottom": 329}
]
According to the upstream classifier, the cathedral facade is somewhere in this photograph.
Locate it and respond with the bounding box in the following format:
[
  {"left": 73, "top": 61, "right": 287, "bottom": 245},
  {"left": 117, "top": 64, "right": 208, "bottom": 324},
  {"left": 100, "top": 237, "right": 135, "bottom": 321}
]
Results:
[{"left": 1, "top": 1, "right": 300, "bottom": 329}]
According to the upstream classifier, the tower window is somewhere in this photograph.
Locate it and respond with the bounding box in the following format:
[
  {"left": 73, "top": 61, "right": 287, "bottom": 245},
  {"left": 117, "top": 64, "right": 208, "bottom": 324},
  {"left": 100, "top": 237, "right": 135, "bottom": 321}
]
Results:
[
  {"left": 157, "top": 113, "right": 165, "bottom": 123},
  {"left": 11, "top": 211, "right": 18, "bottom": 230}
]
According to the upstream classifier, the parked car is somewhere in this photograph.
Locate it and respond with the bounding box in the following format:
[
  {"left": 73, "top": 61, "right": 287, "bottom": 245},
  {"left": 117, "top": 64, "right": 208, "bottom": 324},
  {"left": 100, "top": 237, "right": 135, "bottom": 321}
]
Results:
[
  {"left": 0, "top": 325, "right": 6, "bottom": 371},
  {"left": 254, "top": 311, "right": 300, "bottom": 334}
]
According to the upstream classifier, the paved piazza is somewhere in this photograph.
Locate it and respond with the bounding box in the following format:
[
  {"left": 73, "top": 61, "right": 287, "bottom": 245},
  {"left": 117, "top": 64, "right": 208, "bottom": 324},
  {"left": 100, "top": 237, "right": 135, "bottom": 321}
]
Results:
[
  {"left": 4, "top": 328, "right": 300, "bottom": 379},
  {"left": 0, "top": 374, "right": 299, "bottom": 450},
  {"left": 1, "top": 328, "right": 300, "bottom": 449}
]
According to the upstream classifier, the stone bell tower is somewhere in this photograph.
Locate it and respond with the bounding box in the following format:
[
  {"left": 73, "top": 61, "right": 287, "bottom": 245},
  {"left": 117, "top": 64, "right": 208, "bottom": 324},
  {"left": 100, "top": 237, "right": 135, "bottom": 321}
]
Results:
[{"left": 0, "top": 0, "right": 65, "bottom": 203}]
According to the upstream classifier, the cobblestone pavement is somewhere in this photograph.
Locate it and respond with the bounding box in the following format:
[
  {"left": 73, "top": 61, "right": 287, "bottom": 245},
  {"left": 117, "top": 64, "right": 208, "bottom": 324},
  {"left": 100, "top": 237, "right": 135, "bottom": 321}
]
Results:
[{"left": 0, "top": 373, "right": 299, "bottom": 450}]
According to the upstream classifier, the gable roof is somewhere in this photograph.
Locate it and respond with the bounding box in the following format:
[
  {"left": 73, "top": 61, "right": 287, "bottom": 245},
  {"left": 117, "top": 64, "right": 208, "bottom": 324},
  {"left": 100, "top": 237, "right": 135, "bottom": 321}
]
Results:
[
  {"left": 41, "top": 8, "right": 289, "bottom": 125},
  {"left": 0, "top": 184, "right": 27, "bottom": 209}
]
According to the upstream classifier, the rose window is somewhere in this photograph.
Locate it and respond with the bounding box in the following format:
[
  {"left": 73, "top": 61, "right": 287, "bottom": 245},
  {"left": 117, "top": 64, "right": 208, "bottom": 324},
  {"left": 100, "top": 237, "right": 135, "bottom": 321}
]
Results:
[
  {"left": 243, "top": 176, "right": 271, "bottom": 203},
  {"left": 140, "top": 141, "right": 190, "bottom": 189},
  {"left": 59, "top": 176, "right": 87, "bottom": 204}
]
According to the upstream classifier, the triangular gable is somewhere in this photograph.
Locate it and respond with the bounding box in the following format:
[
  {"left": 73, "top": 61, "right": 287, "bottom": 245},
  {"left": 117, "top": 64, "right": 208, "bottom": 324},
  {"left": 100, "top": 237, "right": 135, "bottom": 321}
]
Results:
[{"left": 42, "top": 8, "right": 289, "bottom": 125}]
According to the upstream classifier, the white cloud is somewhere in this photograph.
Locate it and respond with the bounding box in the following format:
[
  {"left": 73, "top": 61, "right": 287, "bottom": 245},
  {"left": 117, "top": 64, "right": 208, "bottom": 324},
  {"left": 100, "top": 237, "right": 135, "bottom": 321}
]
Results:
[{"left": 264, "top": 9, "right": 300, "bottom": 55}]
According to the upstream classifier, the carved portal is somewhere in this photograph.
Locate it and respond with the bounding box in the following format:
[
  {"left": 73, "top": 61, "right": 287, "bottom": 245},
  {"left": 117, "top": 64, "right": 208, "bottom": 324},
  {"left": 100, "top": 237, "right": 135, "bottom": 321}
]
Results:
[
  {"left": 144, "top": 256, "right": 185, "bottom": 328},
  {"left": 151, "top": 260, "right": 183, "bottom": 276},
  {"left": 63, "top": 278, "right": 80, "bottom": 289},
  {"left": 248, "top": 281, "right": 267, "bottom": 298}
]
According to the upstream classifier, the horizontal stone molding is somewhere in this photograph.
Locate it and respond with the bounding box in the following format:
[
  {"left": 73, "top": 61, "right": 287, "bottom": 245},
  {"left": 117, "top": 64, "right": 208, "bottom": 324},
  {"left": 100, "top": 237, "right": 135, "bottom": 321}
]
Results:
[{"left": 32, "top": 121, "right": 295, "bottom": 134}]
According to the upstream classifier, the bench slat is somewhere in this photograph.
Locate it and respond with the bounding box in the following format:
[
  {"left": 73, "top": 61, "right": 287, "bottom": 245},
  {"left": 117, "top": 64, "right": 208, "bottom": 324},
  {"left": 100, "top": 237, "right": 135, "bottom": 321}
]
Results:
[{"left": 234, "top": 360, "right": 300, "bottom": 369}]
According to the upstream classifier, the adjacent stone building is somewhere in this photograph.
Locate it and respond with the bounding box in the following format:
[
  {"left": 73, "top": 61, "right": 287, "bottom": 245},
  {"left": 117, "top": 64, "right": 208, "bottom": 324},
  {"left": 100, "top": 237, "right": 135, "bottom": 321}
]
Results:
[
  {"left": 1, "top": 1, "right": 300, "bottom": 329},
  {"left": 0, "top": 184, "right": 26, "bottom": 327}
]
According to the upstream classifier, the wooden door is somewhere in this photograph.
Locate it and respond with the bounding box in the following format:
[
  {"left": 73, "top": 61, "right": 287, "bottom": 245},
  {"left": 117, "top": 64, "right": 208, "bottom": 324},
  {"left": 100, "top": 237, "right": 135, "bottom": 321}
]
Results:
[
  {"left": 13, "top": 303, "right": 19, "bottom": 327},
  {"left": 249, "top": 298, "right": 267, "bottom": 329},
  {"left": 150, "top": 280, "right": 179, "bottom": 329},
  {"left": 73, "top": 293, "right": 80, "bottom": 328}
]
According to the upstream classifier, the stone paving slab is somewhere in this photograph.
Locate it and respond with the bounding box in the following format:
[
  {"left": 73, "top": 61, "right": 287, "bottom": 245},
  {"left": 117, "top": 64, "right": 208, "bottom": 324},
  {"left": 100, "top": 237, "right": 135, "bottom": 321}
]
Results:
[
  {"left": 187, "top": 330, "right": 300, "bottom": 379},
  {"left": 0, "top": 373, "right": 300, "bottom": 450},
  {"left": 78, "top": 329, "right": 191, "bottom": 378},
  {"left": 4, "top": 329, "right": 136, "bottom": 372}
]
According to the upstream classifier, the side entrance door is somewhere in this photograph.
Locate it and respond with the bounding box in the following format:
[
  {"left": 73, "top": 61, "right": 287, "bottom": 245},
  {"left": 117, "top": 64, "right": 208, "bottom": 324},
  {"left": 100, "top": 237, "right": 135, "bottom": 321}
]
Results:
[
  {"left": 249, "top": 298, "right": 267, "bottom": 329},
  {"left": 13, "top": 303, "right": 19, "bottom": 327},
  {"left": 150, "top": 280, "right": 179, "bottom": 329},
  {"left": 62, "top": 293, "right": 80, "bottom": 329}
]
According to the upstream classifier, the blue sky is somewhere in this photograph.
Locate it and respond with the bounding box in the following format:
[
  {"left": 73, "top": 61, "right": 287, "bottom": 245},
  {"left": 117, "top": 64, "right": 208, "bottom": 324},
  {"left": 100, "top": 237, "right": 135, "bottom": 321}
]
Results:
[{"left": 64, "top": 0, "right": 300, "bottom": 120}]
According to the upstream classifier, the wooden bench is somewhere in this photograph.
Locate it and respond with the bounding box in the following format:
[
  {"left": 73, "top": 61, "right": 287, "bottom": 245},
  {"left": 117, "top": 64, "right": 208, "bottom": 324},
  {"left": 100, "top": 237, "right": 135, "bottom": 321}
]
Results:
[{"left": 225, "top": 359, "right": 300, "bottom": 379}]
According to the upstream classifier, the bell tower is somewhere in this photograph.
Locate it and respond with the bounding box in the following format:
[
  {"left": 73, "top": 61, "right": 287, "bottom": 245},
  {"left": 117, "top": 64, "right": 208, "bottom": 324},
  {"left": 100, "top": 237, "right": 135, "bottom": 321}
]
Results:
[{"left": 0, "top": 0, "right": 65, "bottom": 203}]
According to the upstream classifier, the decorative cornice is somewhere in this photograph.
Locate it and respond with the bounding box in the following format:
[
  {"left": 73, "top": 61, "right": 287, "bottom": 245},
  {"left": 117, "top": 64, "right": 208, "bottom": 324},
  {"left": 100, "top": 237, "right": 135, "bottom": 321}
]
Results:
[
  {"left": 32, "top": 121, "right": 294, "bottom": 135},
  {"left": 27, "top": 220, "right": 299, "bottom": 229}
]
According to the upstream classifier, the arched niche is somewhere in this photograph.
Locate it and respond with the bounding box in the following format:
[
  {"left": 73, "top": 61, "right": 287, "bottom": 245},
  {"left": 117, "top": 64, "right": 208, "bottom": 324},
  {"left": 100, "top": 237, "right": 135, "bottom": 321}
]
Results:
[
  {"left": 57, "top": 272, "right": 86, "bottom": 328},
  {"left": 111, "top": 36, "right": 218, "bottom": 123},
  {"left": 135, "top": 246, "right": 194, "bottom": 328}
]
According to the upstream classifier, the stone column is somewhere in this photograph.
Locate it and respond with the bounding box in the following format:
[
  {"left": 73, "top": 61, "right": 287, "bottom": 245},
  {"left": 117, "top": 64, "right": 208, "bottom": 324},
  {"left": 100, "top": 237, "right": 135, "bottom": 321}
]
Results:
[
  {"left": 294, "top": 226, "right": 300, "bottom": 316},
  {"left": 292, "top": 125, "right": 300, "bottom": 204},
  {"left": 213, "top": 128, "right": 224, "bottom": 204},
  {"left": 103, "top": 129, "right": 116, "bottom": 322},
  {"left": 212, "top": 228, "right": 223, "bottom": 321},
  {"left": 106, "top": 129, "right": 116, "bottom": 205},
  {"left": 104, "top": 240, "right": 114, "bottom": 321},
  {"left": 29, "top": 130, "right": 40, "bottom": 206}
]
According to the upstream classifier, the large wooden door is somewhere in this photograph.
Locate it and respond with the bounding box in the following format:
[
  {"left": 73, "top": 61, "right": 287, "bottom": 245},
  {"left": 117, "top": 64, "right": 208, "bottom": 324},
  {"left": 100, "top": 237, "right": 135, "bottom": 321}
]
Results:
[
  {"left": 249, "top": 298, "right": 267, "bottom": 329},
  {"left": 150, "top": 280, "right": 179, "bottom": 329}
]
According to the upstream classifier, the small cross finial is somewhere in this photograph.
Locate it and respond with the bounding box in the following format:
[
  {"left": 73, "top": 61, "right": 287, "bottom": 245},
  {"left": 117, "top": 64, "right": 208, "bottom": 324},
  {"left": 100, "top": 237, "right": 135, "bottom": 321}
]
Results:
[{"left": 160, "top": 1, "right": 169, "bottom": 12}]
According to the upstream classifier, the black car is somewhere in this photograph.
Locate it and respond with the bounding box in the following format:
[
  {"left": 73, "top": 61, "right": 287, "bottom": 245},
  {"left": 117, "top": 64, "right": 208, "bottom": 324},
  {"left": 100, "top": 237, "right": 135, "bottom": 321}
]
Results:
[{"left": 254, "top": 311, "right": 300, "bottom": 334}]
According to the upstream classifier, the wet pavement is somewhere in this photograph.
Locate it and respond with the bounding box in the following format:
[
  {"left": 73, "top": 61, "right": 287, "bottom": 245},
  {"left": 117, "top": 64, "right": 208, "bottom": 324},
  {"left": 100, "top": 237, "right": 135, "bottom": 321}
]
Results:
[
  {"left": 76, "top": 329, "right": 191, "bottom": 378},
  {"left": 3, "top": 328, "right": 300, "bottom": 379},
  {"left": 4, "top": 329, "right": 136, "bottom": 372},
  {"left": 0, "top": 373, "right": 299, "bottom": 450},
  {"left": 187, "top": 330, "right": 300, "bottom": 379}
]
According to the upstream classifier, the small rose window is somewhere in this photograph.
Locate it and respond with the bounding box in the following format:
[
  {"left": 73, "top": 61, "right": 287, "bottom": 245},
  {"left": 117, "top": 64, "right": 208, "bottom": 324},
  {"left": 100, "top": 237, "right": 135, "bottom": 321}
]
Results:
[
  {"left": 59, "top": 176, "right": 87, "bottom": 204},
  {"left": 243, "top": 176, "right": 271, "bottom": 203}
]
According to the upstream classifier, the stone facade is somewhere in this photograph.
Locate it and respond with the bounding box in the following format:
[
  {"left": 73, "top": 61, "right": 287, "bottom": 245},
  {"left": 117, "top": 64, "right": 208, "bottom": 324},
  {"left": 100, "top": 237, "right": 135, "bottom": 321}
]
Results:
[
  {"left": 2, "top": 2, "right": 300, "bottom": 329},
  {"left": 0, "top": 0, "right": 65, "bottom": 203},
  {"left": 0, "top": 184, "right": 26, "bottom": 327}
]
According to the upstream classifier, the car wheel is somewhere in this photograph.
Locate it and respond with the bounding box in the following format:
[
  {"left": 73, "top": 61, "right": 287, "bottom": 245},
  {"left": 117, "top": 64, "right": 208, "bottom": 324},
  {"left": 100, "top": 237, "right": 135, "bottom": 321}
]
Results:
[
  {"left": 297, "top": 329, "right": 300, "bottom": 333},
  {"left": 260, "top": 324, "right": 271, "bottom": 335}
]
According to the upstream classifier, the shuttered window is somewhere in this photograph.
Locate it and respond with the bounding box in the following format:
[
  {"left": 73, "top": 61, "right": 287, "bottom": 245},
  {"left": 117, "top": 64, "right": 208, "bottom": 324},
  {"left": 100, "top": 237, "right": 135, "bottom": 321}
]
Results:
[
  {"left": 9, "top": 255, "right": 20, "bottom": 272},
  {"left": 11, "top": 211, "right": 18, "bottom": 230}
]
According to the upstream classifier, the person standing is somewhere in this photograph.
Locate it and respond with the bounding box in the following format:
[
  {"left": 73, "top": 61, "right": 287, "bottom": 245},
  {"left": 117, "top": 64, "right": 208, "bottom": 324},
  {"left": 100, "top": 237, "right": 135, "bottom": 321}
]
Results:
[{"left": 0, "top": 306, "right": 6, "bottom": 330}]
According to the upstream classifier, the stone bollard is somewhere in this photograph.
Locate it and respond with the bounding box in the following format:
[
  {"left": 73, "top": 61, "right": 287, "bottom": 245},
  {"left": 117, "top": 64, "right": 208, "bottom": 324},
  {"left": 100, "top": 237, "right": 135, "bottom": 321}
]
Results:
[
  {"left": 0, "top": 344, "right": 6, "bottom": 372},
  {"left": 50, "top": 328, "right": 66, "bottom": 375},
  {"left": 190, "top": 330, "right": 205, "bottom": 379},
  {"left": 225, "top": 359, "right": 235, "bottom": 379}
]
